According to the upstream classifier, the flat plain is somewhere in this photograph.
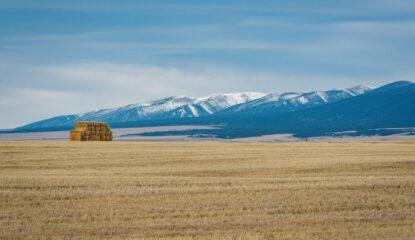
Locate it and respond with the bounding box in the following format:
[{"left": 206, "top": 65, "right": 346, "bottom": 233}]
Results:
[{"left": 0, "top": 141, "right": 414, "bottom": 239}]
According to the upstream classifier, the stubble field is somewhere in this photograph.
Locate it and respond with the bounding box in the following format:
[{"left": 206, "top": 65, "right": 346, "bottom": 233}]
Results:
[{"left": 0, "top": 141, "right": 414, "bottom": 239}]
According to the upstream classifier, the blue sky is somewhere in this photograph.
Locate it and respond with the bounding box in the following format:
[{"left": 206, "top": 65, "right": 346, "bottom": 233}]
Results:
[{"left": 0, "top": 0, "right": 414, "bottom": 128}]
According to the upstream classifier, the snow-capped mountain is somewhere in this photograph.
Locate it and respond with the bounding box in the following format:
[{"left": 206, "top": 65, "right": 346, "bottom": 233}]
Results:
[
  {"left": 20, "top": 92, "right": 265, "bottom": 129},
  {"left": 220, "top": 85, "right": 372, "bottom": 115}
]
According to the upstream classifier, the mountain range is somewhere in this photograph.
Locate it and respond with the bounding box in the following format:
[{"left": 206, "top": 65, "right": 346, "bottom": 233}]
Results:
[
  {"left": 19, "top": 84, "right": 371, "bottom": 129},
  {"left": 9, "top": 80, "right": 415, "bottom": 139}
]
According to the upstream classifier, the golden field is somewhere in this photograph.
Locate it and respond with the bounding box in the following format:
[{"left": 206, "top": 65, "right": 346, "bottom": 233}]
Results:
[{"left": 0, "top": 141, "right": 414, "bottom": 239}]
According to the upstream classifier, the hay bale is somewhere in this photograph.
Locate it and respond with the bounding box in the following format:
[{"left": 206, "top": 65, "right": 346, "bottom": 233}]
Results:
[{"left": 69, "top": 122, "right": 113, "bottom": 141}]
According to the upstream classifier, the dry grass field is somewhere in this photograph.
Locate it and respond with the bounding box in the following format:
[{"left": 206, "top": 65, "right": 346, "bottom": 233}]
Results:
[{"left": 0, "top": 141, "right": 414, "bottom": 239}]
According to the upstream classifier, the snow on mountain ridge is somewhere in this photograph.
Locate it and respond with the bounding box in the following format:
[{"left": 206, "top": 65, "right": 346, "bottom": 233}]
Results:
[
  {"left": 346, "top": 84, "right": 373, "bottom": 95},
  {"left": 193, "top": 92, "right": 265, "bottom": 114},
  {"left": 195, "top": 92, "right": 265, "bottom": 103},
  {"left": 220, "top": 84, "right": 372, "bottom": 115}
]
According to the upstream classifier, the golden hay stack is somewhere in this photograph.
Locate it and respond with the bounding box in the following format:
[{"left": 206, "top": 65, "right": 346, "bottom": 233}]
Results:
[{"left": 69, "top": 122, "right": 112, "bottom": 141}]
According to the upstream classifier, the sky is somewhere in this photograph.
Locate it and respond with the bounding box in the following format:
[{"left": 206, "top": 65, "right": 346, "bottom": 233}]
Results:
[{"left": 0, "top": 0, "right": 414, "bottom": 128}]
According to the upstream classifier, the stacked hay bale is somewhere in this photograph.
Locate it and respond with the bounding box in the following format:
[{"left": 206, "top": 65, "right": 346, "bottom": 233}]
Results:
[{"left": 69, "top": 122, "right": 113, "bottom": 141}]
